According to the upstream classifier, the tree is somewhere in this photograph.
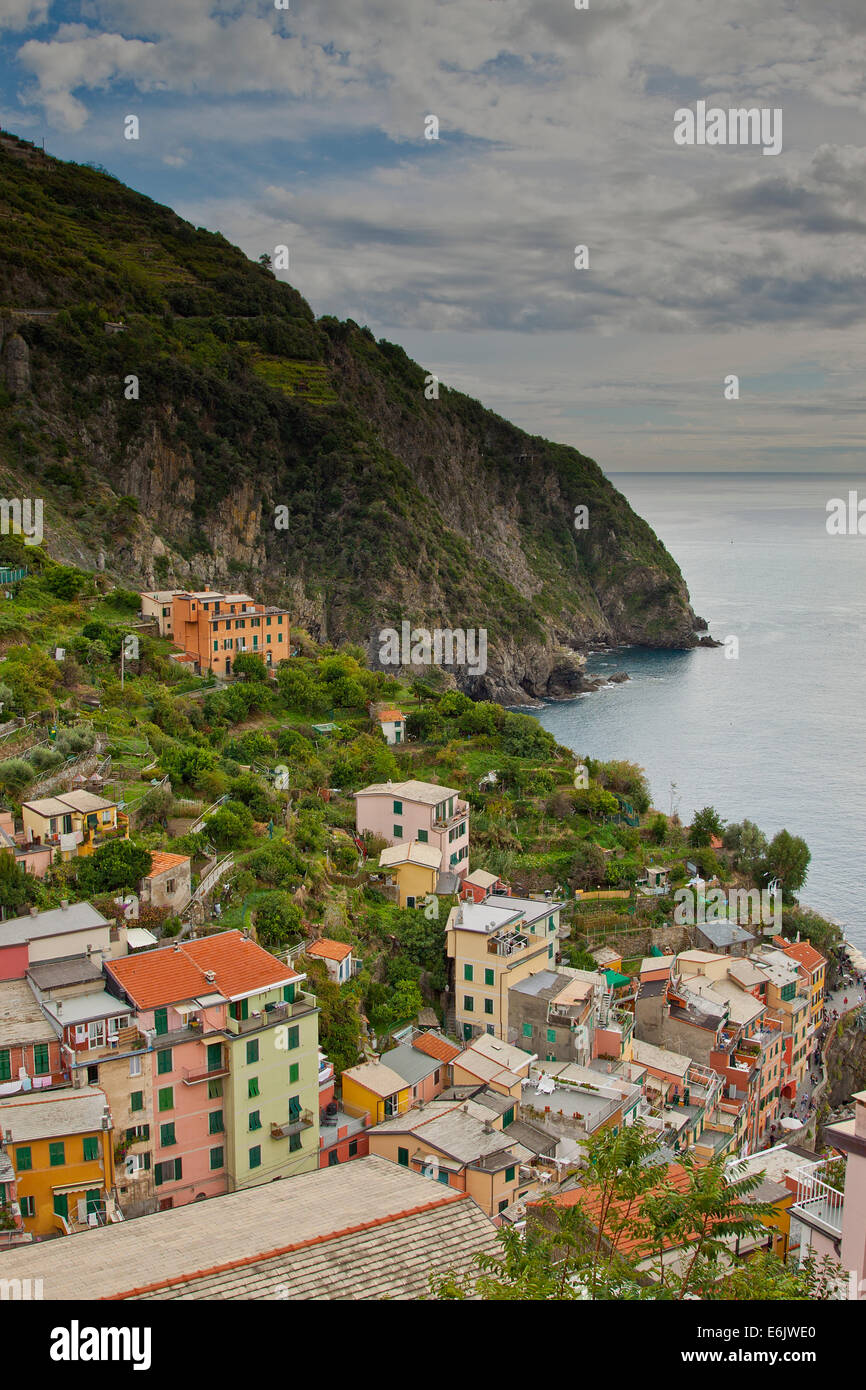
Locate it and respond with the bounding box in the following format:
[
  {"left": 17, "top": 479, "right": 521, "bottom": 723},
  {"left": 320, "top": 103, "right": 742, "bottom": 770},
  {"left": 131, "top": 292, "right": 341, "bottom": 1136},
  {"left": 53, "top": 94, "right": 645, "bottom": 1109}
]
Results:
[
  {"left": 136, "top": 783, "right": 174, "bottom": 829},
  {"left": 253, "top": 892, "right": 302, "bottom": 950},
  {"left": 569, "top": 840, "right": 606, "bottom": 889},
  {"left": 648, "top": 813, "right": 668, "bottom": 845},
  {"left": 0, "top": 758, "right": 34, "bottom": 796},
  {"left": 722, "top": 819, "right": 768, "bottom": 872},
  {"left": 763, "top": 829, "right": 811, "bottom": 899},
  {"left": 205, "top": 801, "right": 254, "bottom": 850},
  {"left": 258, "top": 252, "right": 273, "bottom": 270},
  {"left": 233, "top": 652, "right": 268, "bottom": 682},
  {"left": 688, "top": 806, "right": 725, "bottom": 847},
  {"left": 77, "top": 839, "right": 152, "bottom": 894},
  {"left": 0, "top": 849, "right": 39, "bottom": 913}
]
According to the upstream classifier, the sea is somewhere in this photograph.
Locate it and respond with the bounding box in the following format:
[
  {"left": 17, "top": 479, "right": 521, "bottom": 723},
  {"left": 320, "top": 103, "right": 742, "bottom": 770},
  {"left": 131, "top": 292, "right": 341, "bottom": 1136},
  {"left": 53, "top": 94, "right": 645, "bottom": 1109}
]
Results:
[{"left": 530, "top": 472, "right": 866, "bottom": 952}]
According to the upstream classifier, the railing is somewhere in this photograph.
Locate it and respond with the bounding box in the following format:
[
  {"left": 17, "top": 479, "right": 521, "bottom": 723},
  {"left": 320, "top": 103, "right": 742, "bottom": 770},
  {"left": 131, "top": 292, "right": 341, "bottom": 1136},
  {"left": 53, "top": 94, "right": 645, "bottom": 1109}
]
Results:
[
  {"left": 270, "top": 1110, "right": 314, "bottom": 1139},
  {"left": 224, "top": 996, "right": 313, "bottom": 1034},
  {"left": 488, "top": 933, "right": 529, "bottom": 957},
  {"left": 434, "top": 800, "right": 469, "bottom": 828},
  {"left": 183, "top": 1061, "right": 230, "bottom": 1084},
  {"left": 791, "top": 1161, "right": 845, "bottom": 1235}
]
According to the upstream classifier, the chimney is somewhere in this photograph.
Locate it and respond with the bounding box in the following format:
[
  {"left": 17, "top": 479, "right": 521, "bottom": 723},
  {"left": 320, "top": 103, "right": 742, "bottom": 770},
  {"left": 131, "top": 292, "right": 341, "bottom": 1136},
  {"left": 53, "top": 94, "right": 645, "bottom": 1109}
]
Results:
[
  {"left": 29, "top": 905, "right": 38, "bottom": 916},
  {"left": 483, "top": 1121, "right": 494, "bottom": 1134},
  {"left": 56, "top": 1001, "right": 63, "bottom": 1018},
  {"left": 60, "top": 899, "right": 69, "bottom": 910},
  {"left": 204, "top": 970, "right": 216, "bottom": 984}
]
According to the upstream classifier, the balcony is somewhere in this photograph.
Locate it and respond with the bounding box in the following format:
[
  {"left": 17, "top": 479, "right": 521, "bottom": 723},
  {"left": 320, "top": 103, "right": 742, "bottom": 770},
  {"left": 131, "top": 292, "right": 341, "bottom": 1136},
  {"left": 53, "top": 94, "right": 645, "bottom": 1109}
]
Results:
[
  {"left": 183, "top": 1061, "right": 230, "bottom": 1085},
  {"left": 488, "top": 932, "right": 529, "bottom": 958},
  {"left": 790, "top": 1161, "right": 845, "bottom": 1237},
  {"left": 224, "top": 995, "right": 315, "bottom": 1035},
  {"left": 270, "top": 1110, "right": 314, "bottom": 1139},
  {"left": 434, "top": 800, "right": 469, "bottom": 829}
]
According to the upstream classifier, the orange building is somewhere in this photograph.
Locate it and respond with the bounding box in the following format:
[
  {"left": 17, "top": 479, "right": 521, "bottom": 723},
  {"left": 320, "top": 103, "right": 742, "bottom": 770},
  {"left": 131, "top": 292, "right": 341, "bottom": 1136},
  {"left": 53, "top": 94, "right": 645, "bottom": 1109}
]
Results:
[{"left": 166, "top": 591, "right": 291, "bottom": 677}]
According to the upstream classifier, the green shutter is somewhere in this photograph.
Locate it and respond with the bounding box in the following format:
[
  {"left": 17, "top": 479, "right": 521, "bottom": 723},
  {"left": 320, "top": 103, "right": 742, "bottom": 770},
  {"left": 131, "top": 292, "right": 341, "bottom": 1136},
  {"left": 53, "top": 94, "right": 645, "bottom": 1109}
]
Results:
[
  {"left": 33, "top": 1043, "right": 50, "bottom": 1075},
  {"left": 522, "top": 1022, "right": 532, "bottom": 1037},
  {"left": 53, "top": 1191, "right": 68, "bottom": 1220},
  {"left": 287, "top": 1026, "right": 299, "bottom": 1051},
  {"left": 464, "top": 996, "right": 473, "bottom": 1012},
  {"left": 246, "top": 1039, "right": 259, "bottom": 1065},
  {"left": 249, "top": 1111, "right": 261, "bottom": 1131},
  {"left": 207, "top": 1043, "right": 223, "bottom": 1072},
  {"left": 484, "top": 969, "right": 494, "bottom": 987},
  {"left": 417, "top": 829, "right": 428, "bottom": 843},
  {"left": 49, "top": 1141, "right": 65, "bottom": 1167},
  {"left": 505, "top": 1165, "right": 515, "bottom": 1183},
  {"left": 289, "top": 1095, "right": 302, "bottom": 1121},
  {"left": 248, "top": 1076, "right": 259, "bottom": 1099},
  {"left": 0, "top": 1050, "right": 9, "bottom": 1081},
  {"left": 289, "top": 1132, "right": 302, "bottom": 1153},
  {"left": 209, "top": 1147, "right": 224, "bottom": 1171},
  {"left": 154, "top": 1007, "right": 168, "bottom": 1036},
  {"left": 398, "top": 1147, "right": 409, "bottom": 1167},
  {"left": 289, "top": 1063, "right": 299, "bottom": 1084},
  {"left": 160, "top": 1122, "right": 176, "bottom": 1147},
  {"left": 484, "top": 999, "right": 493, "bottom": 1015},
  {"left": 547, "top": 1028, "right": 556, "bottom": 1043},
  {"left": 209, "top": 1110, "right": 224, "bottom": 1134},
  {"left": 158, "top": 1086, "right": 173, "bottom": 1112},
  {"left": 82, "top": 1136, "right": 99, "bottom": 1162},
  {"left": 463, "top": 964, "right": 473, "bottom": 982},
  {"left": 157, "top": 1047, "right": 173, "bottom": 1075},
  {"left": 393, "top": 800, "right": 402, "bottom": 815},
  {"left": 283, "top": 984, "right": 295, "bottom": 1004},
  {"left": 130, "top": 1091, "right": 144, "bottom": 1112},
  {"left": 16, "top": 1146, "right": 32, "bottom": 1171},
  {"left": 249, "top": 1146, "right": 261, "bottom": 1169},
  {"left": 503, "top": 1107, "right": 514, "bottom": 1128}
]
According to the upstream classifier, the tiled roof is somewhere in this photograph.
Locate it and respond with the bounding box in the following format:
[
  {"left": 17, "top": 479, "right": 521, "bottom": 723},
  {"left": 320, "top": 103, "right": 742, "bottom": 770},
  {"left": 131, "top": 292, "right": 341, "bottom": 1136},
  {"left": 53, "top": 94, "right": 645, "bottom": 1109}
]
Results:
[
  {"left": 412, "top": 1032, "right": 461, "bottom": 1063},
  {"left": 106, "top": 930, "right": 297, "bottom": 1008},
  {"left": 0, "top": 979, "right": 56, "bottom": 1046},
  {"left": 780, "top": 939, "right": 826, "bottom": 972},
  {"left": 534, "top": 1164, "right": 692, "bottom": 1256},
  {"left": 306, "top": 938, "right": 353, "bottom": 963},
  {"left": 379, "top": 841, "right": 442, "bottom": 870},
  {"left": 356, "top": 779, "right": 460, "bottom": 804},
  {"left": 145, "top": 852, "right": 190, "bottom": 879},
  {"left": 341, "top": 1059, "right": 407, "bottom": 1098},
  {"left": 0, "top": 1086, "right": 108, "bottom": 1142},
  {"left": 0, "top": 1156, "right": 499, "bottom": 1300},
  {"left": 376, "top": 709, "right": 405, "bottom": 722}
]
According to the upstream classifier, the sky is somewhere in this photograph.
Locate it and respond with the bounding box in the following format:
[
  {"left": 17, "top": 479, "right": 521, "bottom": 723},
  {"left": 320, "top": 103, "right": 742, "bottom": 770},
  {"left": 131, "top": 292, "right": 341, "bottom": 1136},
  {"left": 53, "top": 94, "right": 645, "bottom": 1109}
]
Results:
[{"left": 1, "top": 0, "right": 865, "bottom": 472}]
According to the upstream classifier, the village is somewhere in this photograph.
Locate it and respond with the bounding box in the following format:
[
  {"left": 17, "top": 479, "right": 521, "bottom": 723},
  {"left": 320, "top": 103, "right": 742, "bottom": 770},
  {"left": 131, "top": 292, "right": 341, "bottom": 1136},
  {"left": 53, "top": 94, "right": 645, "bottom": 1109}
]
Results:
[{"left": 0, "top": 576, "right": 864, "bottom": 1299}]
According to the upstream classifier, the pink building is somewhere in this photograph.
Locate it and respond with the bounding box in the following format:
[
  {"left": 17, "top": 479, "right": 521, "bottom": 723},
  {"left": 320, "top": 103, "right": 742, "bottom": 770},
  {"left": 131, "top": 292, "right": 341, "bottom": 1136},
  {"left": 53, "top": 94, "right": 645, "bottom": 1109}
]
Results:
[
  {"left": 355, "top": 779, "right": 469, "bottom": 877},
  {"left": 790, "top": 1089, "right": 866, "bottom": 1297},
  {"left": 0, "top": 810, "right": 52, "bottom": 878}
]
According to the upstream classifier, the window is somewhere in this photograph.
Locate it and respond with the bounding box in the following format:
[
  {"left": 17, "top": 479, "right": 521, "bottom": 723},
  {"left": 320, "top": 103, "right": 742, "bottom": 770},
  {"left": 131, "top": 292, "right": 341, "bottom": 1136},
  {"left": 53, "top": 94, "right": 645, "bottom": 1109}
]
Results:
[
  {"left": 417, "top": 829, "right": 428, "bottom": 843},
  {"left": 249, "top": 1110, "right": 262, "bottom": 1131},
  {"left": 33, "top": 1043, "right": 50, "bottom": 1076},
  {"left": 393, "top": 824, "right": 402, "bottom": 838},
  {"left": 16, "top": 1146, "right": 32, "bottom": 1171},
  {"left": 154, "top": 1007, "right": 168, "bottom": 1036},
  {"left": 286, "top": 1026, "right": 299, "bottom": 1051},
  {"left": 160, "top": 1122, "right": 176, "bottom": 1148},
  {"left": 249, "top": 1146, "right": 262, "bottom": 1170},
  {"left": 522, "top": 1022, "right": 532, "bottom": 1037},
  {"left": 248, "top": 1077, "right": 259, "bottom": 1099},
  {"left": 548, "top": 943, "right": 554, "bottom": 959},
  {"left": 327, "top": 1147, "right": 339, "bottom": 1165},
  {"left": 207, "top": 1043, "right": 223, "bottom": 1073},
  {"left": 548, "top": 916, "right": 555, "bottom": 933},
  {"left": 209, "top": 1147, "right": 224, "bottom": 1171},
  {"left": 0, "top": 1049, "right": 10, "bottom": 1082},
  {"left": 503, "top": 1107, "right": 514, "bottom": 1128},
  {"left": 53, "top": 1192, "right": 68, "bottom": 1221},
  {"left": 157, "top": 1048, "right": 172, "bottom": 1075},
  {"left": 464, "top": 996, "right": 474, "bottom": 1012},
  {"left": 348, "top": 1140, "right": 358, "bottom": 1157},
  {"left": 283, "top": 984, "right": 295, "bottom": 1004},
  {"left": 20, "top": 1195, "right": 35, "bottom": 1218},
  {"left": 246, "top": 1040, "right": 259, "bottom": 1065},
  {"left": 398, "top": 1147, "right": 409, "bottom": 1167},
  {"left": 547, "top": 1028, "right": 556, "bottom": 1043},
  {"left": 498, "top": 1199, "right": 509, "bottom": 1214},
  {"left": 289, "top": 1095, "right": 302, "bottom": 1122},
  {"left": 157, "top": 1086, "right": 173, "bottom": 1112},
  {"left": 209, "top": 1110, "right": 224, "bottom": 1134},
  {"left": 130, "top": 1090, "right": 144, "bottom": 1113},
  {"left": 290, "top": 1133, "right": 302, "bottom": 1153},
  {"left": 154, "top": 1158, "right": 182, "bottom": 1186},
  {"left": 484, "top": 999, "right": 493, "bottom": 1015},
  {"left": 129, "top": 1055, "right": 141, "bottom": 1078},
  {"left": 484, "top": 968, "right": 494, "bottom": 987},
  {"left": 49, "top": 1142, "right": 65, "bottom": 1167},
  {"left": 463, "top": 964, "right": 474, "bottom": 982},
  {"left": 230, "top": 999, "right": 249, "bottom": 1022},
  {"left": 289, "top": 1063, "right": 299, "bottom": 1084},
  {"left": 82, "top": 1136, "right": 99, "bottom": 1162},
  {"left": 434, "top": 1069, "right": 440, "bottom": 1084},
  {"left": 207, "top": 1078, "right": 223, "bottom": 1100},
  {"left": 437, "top": 1170, "right": 450, "bottom": 1185},
  {"left": 126, "top": 1124, "right": 149, "bottom": 1143},
  {"left": 393, "top": 800, "right": 403, "bottom": 815},
  {"left": 505, "top": 1165, "right": 515, "bottom": 1183}
]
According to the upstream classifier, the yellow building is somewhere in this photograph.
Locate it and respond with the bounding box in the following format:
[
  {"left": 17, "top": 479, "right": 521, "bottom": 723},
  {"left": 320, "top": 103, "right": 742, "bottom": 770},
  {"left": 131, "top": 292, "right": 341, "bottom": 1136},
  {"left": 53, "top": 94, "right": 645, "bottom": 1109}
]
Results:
[
  {"left": 447, "top": 894, "right": 563, "bottom": 1043},
  {"left": 1, "top": 1086, "right": 117, "bottom": 1236},
  {"left": 378, "top": 841, "right": 442, "bottom": 908},
  {"left": 341, "top": 1059, "right": 412, "bottom": 1126},
  {"left": 21, "top": 790, "right": 127, "bottom": 862}
]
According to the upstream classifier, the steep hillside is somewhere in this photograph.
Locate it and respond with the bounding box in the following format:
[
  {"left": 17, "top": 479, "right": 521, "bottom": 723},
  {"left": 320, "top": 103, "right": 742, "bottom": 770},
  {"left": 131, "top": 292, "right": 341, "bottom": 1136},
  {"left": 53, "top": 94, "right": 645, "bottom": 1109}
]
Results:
[{"left": 0, "top": 130, "right": 707, "bottom": 702}]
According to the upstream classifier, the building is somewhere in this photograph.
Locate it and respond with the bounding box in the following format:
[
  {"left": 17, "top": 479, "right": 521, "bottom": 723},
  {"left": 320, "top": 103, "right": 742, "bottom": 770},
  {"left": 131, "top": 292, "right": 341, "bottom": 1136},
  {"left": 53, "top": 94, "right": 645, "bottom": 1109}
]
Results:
[
  {"left": 378, "top": 841, "right": 442, "bottom": 908},
  {"left": 305, "top": 937, "right": 355, "bottom": 984},
  {"left": 0, "top": 1086, "right": 117, "bottom": 1237},
  {"left": 507, "top": 969, "right": 601, "bottom": 1066},
  {"left": 166, "top": 591, "right": 292, "bottom": 676},
  {"left": 0, "top": 978, "right": 65, "bottom": 1093},
  {"left": 139, "top": 851, "right": 192, "bottom": 914},
  {"left": 695, "top": 920, "right": 756, "bottom": 957},
  {"left": 523, "top": 1061, "right": 643, "bottom": 1145},
  {"left": 355, "top": 779, "right": 469, "bottom": 878},
  {"left": 317, "top": 1051, "right": 370, "bottom": 1169},
  {"left": 139, "top": 590, "right": 180, "bottom": 639},
  {"left": 341, "top": 1059, "right": 413, "bottom": 1125},
  {"left": 105, "top": 931, "right": 320, "bottom": 1209},
  {"left": 0, "top": 902, "right": 124, "bottom": 982},
  {"left": 0, "top": 1155, "right": 500, "bottom": 1300},
  {"left": 451, "top": 1033, "right": 535, "bottom": 1098},
  {"left": 773, "top": 936, "right": 827, "bottom": 1043},
  {"left": 0, "top": 809, "right": 52, "bottom": 878},
  {"left": 370, "top": 704, "right": 406, "bottom": 746},
  {"left": 446, "top": 894, "right": 563, "bottom": 1043},
  {"left": 21, "top": 790, "right": 127, "bottom": 862},
  {"left": 461, "top": 869, "right": 509, "bottom": 903}
]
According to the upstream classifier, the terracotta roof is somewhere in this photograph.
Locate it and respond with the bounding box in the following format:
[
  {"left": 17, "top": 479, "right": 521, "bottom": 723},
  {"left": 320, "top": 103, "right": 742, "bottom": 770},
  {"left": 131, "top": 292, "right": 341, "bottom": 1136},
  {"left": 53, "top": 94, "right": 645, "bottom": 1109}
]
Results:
[
  {"left": 106, "top": 930, "right": 297, "bottom": 1008},
  {"left": 532, "top": 1164, "right": 692, "bottom": 1257},
  {"left": 376, "top": 709, "right": 404, "bottom": 722},
  {"left": 779, "top": 939, "right": 826, "bottom": 972},
  {"left": 412, "top": 1032, "right": 461, "bottom": 1063},
  {"left": 306, "top": 938, "right": 353, "bottom": 963},
  {"left": 145, "top": 852, "right": 190, "bottom": 879}
]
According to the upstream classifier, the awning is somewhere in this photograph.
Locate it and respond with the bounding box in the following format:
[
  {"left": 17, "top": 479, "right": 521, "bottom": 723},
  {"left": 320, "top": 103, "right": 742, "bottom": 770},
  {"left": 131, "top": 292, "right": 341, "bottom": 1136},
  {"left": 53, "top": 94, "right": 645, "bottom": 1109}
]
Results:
[
  {"left": 604, "top": 969, "right": 631, "bottom": 988},
  {"left": 52, "top": 1179, "right": 106, "bottom": 1194},
  {"left": 126, "top": 927, "right": 157, "bottom": 949}
]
